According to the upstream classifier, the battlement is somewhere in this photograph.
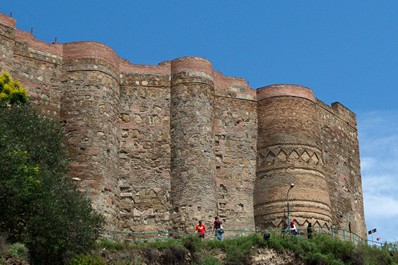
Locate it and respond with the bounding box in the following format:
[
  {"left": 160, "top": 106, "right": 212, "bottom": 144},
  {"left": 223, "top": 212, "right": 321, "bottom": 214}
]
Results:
[
  {"left": 63, "top": 42, "right": 119, "bottom": 66},
  {"left": 0, "top": 12, "right": 16, "bottom": 28},
  {"left": 0, "top": 12, "right": 357, "bottom": 112},
  {"left": 257, "top": 84, "right": 316, "bottom": 102},
  {"left": 0, "top": 12, "right": 366, "bottom": 239},
  {"left": 171, "top": 56, "right": 213, "bottom": 76},
  {"left": 15, "top": 29, "right": 63, "bottom": 57},
  {"left": 120, "top": 59, "right": 171, "bottom": 75},
  {"left": 317, "top": 99, "right": 357, "bottom": 129}
]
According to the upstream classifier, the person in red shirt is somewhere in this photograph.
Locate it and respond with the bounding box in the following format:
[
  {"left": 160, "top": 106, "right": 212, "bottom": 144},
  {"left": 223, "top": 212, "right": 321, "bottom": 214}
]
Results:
[{"left": 195, "top": 220, "right": 206, "bottom": 238}]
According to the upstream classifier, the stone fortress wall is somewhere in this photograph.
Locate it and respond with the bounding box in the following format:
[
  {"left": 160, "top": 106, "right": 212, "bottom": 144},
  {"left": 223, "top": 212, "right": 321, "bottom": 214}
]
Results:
[{"left": 0, "top": 13, "right": 367, "bottom": 238}]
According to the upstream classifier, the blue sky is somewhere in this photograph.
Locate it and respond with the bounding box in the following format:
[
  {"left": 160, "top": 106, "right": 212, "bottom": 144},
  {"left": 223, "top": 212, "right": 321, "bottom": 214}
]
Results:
[{"left": 2, "top": 1, "right": 398, "bottom": 243}]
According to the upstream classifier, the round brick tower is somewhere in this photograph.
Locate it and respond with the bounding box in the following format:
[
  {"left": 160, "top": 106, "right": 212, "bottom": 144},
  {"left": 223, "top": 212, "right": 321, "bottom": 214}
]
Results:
[
  {"left": 60, "top": 42, "right": 120, "bottom": 227},
  {"left": 255, "top": 84, "right": 332, "bottom": 229},
  {"left": 170, "top": 57, "right": 217, "bottom": 230}
]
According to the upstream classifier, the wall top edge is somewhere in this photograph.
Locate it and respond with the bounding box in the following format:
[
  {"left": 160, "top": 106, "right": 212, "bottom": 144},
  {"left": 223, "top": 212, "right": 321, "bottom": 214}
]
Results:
[
  {"left": 316, "top": 99, "right": 357, "bottom": 128},
  {"left": 257, "top": 84, "right": 316, "bottom": 102},
  {"left": 0, "top": 12, "right": 246, "bottom": 84},
  {"left": 120, "top": 59, "right": 171, "bottom": 75},
  {"left": 1, "top": 12, "right": 354, "bottom": 111},
  {"left": 15, "top": 29, "right": 63, "bottom": 56},
  {"left": 0, "top": 12, "right": 16, "bottom": 28},
  {"left": 0, "top": 12, "right": 291, "bottom": 99},
  {"left": 63, "top": 41, "right": 120, "bottom": 69}
]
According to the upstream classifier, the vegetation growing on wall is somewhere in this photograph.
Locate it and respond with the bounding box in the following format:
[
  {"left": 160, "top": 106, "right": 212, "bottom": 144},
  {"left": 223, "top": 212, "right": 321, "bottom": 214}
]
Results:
[{"left": 0, "top": 71, "right": 28, "bottom": 106}]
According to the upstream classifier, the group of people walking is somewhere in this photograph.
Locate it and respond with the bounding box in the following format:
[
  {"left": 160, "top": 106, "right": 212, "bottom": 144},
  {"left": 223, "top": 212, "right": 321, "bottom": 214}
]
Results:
[
  {"left": 290, "top": 220, "right": 313, "bottom": 239},
  {"left": 195, "top": 218, "right": 313, "bottom": 240},
  {"left": 195, "top": 217, "right": 224, "bottom": 240}
]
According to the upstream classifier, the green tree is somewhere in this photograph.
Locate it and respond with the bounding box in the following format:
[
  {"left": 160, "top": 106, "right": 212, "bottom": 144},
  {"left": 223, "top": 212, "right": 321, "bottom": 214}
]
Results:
[
  {"left": 0, "top": 71, "right": 28, "bottom": 106},
  {"left": 0, "top": 87, "right": 104, "bottom": 264}
]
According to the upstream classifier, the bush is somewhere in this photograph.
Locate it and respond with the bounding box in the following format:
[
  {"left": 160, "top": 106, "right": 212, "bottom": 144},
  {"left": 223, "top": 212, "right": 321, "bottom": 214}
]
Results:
[
  {"left": 7, "top": 242, "right": 29, "bottom": 260},
  {"left": 0, "top": 71, "right": 28, "bottom": 106},
  {"left": 354, "top": 243, "right": 395, "bottom": 265},
  {"left": 162, "top": 246, "right": 186, "bottom": 265},
  {"left": 314, "top": 235, "right": 355, "bottom": 263},
  {"left": 85, "top": 231, "right": 398, "bottom": 265},
  {"left": 0, "top": 104, "right": 104, "bottom": 264},
  {"left": 201, "top": 256, "right": 222, "bottom": 265},
  {"left": 0, "top": 242, "right": 29, "bottom": 262},
  {"left": 97, "top": 239, "right": 126, "bottom": 251},
  {"left": 223, "top": 237, "right": 254, "bottom": 264},
  {"left": 264, "top": 233, "right": 286, "bottom": 253},
  {"left": 69, "top": 254, "right": 105, "bottom": 265}
]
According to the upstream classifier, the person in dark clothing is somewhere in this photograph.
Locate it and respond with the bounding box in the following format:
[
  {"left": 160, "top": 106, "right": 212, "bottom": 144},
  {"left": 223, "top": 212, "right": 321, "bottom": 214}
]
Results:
[
  {"left": 214, "top": 216, "right": 222, "bottom": 240},
  {"left": 307, "top": 222, "right": 313, "bottom": 239}
]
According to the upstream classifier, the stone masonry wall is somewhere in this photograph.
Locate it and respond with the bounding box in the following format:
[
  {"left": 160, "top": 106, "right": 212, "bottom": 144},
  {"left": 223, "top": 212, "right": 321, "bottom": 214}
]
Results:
[
  {"left": 12, "top": 36, "right": 62, "bottom": 119},
  {"left": 0, "top": 12, "right": 367, "bottom": 239},
  {"left": 318, "top": 101, "right": 367, "bottom": 238},
  {"left": 118, "top": 72, "right": 172, "bottom": 232},
  {"left": 213, "top": 74, "right": 257, "bottom": 231},
  {"left": 0, "top": 15, "right": 15, "bottom": 76}
]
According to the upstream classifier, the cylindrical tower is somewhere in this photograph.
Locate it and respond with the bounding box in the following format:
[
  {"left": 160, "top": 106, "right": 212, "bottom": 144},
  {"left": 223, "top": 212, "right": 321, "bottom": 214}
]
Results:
[
  {"left": 60, "top": 42, "right": 120, "bottom": 227},
  {"left": 255, "top": 84, "right": 332, "bottom": 229},
  {"left": 170, "top": 57, "right": 216, "bottom": 230}
]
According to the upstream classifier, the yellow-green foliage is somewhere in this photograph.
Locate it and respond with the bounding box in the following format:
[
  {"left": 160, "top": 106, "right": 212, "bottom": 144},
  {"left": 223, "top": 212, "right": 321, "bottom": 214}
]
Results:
[
  {"left": 0, "top": 71, "right": 28, "bottom": 105},
  {"left": 0, "top": 105, "right": 104, "bottom": 265}
]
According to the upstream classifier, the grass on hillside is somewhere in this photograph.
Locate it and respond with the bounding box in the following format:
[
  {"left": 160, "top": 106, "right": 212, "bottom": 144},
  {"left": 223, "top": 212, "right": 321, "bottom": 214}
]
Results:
[
  {"left": 7, "top": 232, "right": 398, "bottom": 265},
  {"left": 70, "top": 233, "right": 398, "bottom": 265}
]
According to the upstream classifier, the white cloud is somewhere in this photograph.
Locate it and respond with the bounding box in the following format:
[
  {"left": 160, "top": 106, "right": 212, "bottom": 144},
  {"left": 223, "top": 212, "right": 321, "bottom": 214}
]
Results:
[
  {"left": 358, "top": 110, "right": 398, "bottom": 243},
  {"left": 364, "top": 194, "right": 398, "bottom": 218},
  {"left": 360, "top": 157, "right": 377, "bottom": 172},
  {"left": 362, "top": 173, "right": 398, "bottom": 195}
]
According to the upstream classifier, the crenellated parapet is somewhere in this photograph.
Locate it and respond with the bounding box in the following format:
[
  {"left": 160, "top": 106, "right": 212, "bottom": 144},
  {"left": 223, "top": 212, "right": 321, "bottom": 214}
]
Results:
[
  {"left": 214, "top": 71, "right": 256, "bottom": 101},
  {"left": 0, "top": 13, "right": 16, "bottom": 28},
  {"left": 0, "top": 12, "right": 366, "bottom": 238}
]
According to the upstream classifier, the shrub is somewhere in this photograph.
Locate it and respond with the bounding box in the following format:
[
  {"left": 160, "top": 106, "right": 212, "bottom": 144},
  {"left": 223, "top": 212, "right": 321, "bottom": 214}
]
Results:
[
  {"left": 354, "top": 244, "right": 395, "bottom": 265},
  {"left": 97, "top": 239, "right": 126, "bottom": 251},
  {"left": 264, "top": 234, "right": 286, "bottom": 253},
  {"left": 0, "top": 71, "right": 28, "bottom": 106},
  {"left": 7, "top": 242, "right": 29, "bottom": 260},
  {"left": 69, "top": 254, "right": 105, "bottom": 265},
  {"left": 0, "top": 104, "right": 104, "bottom": 264},
  {"left": 206, "top": 238, "right": 224, "bottom": 250},
  {"left": 162, "top": 246, "right": 186, "bottom": 265},
  {"left": 201, "top": 256, "right": 222, "bottom": 265},
  {"left": 183, "top": 235, "right": 203, "bottom": 254},
  {"left": 147, "top": 238, "right": 184, "bottom": 250},
  {"left": 261, "top": 233, "right": 359, "bottom": 264},
  {"left": 146, "top": 248, "right": 160, "bottom": 264},
  {"left": 314, "top": 235, "right": 355, "bottom": 263},
  {"left": 0, "top": 242, "right": 29, "bottom": 261},
  {"left": 87, "top": 231, "right": 398, "bottom": 265},
  {"left": 222, "top": 235, "right": 258, "bottom": 265}
]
